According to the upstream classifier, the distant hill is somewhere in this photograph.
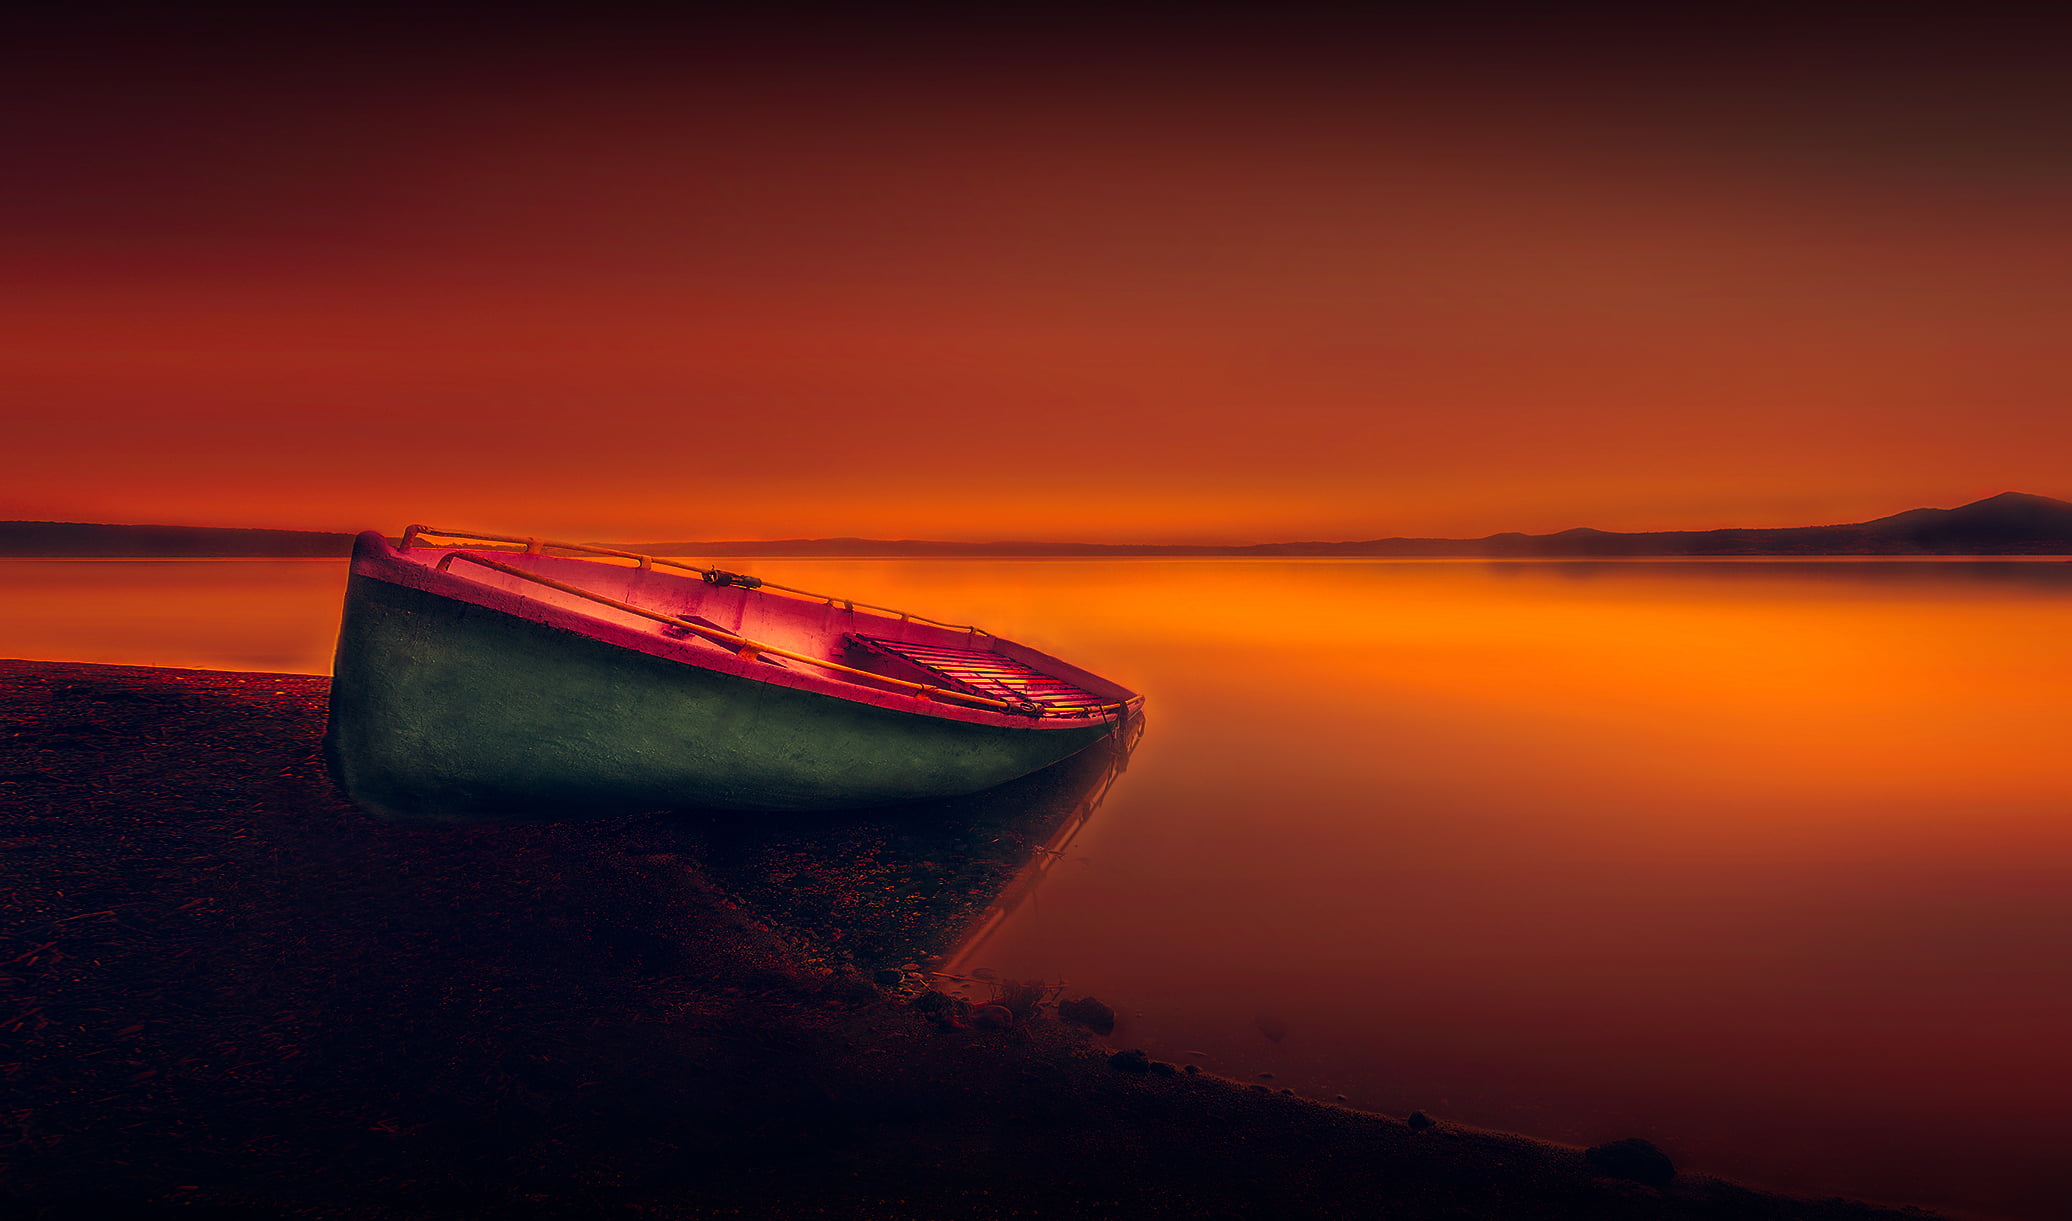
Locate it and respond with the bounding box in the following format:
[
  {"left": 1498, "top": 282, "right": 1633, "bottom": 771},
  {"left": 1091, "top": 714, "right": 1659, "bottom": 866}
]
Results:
[
  {"left": 10, "top": 493, "right": 2072, "bottom": 557},
  {"left": 633, "top": 493, "right": 2072, "bottom": 557},
  {"left": 0, "top": 522, "right": 356, "bottom": 558},
  {"left": 1449, "top": 491, "right": 2072, "bottom": 557}
]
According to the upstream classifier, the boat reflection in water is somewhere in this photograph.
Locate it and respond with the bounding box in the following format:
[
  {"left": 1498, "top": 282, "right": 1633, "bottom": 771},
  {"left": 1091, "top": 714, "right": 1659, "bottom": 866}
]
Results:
[
  {"left": 659, "top": 714, "right": 1143, "bottom": 971},
  {"left": 946, "top": 712, "right": 1143, "bottom": 976}
]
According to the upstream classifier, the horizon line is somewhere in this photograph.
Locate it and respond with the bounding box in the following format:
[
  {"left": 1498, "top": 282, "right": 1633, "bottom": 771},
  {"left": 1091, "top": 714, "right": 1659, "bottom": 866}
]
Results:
[{"left": 5, "top": 490, "right": 2069, "bottom": 552}]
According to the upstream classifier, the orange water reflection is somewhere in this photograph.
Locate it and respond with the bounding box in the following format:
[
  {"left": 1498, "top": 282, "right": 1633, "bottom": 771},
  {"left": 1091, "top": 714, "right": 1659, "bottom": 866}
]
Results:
[
  {"left": 4, "top": 557, "right": 2069, "bottom": 1217},
  {"left": 0, "top": 559, "right": 346, "bottom": 674},
  {"left": 786, "top": 557, "right": 2068, "bottom": 1220}
]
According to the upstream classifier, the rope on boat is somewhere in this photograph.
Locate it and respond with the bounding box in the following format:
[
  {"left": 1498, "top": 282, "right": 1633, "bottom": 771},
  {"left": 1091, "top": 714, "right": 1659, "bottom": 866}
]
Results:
[
  {"left": 402, "top": 525, "right": 986, "bottom": 634},
  {"left": 427, "top": 550, "right": 1128, "bottom": 719}
]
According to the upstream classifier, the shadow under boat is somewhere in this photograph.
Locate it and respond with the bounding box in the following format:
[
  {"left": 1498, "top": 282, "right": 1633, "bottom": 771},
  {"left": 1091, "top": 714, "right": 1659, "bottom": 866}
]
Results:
[{"left": 651, "top": 713, "right": 1144, "bottom": 970}]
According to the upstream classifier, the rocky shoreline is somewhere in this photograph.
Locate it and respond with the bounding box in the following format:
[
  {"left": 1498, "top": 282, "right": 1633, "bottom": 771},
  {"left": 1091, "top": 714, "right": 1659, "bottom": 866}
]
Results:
[{"left": 0, "top": 659, "right": 1937, "bottom": 1219}]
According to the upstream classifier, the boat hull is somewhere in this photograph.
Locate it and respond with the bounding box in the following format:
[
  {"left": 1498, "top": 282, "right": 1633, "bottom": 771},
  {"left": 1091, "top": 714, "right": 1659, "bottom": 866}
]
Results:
[{"left": 326, "top": 571, "right": 1119, "bottom": 820}]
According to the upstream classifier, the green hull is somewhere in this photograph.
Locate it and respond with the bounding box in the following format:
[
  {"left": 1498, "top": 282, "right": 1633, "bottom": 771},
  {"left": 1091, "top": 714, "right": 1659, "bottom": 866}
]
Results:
[{"left": 325, "top": 574, "right": 1115, "bottom": 821}]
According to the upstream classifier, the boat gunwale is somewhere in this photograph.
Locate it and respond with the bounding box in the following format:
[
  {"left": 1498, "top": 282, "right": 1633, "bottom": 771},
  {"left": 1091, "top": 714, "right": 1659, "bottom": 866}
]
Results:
[
  {"left": 348, "top": 531, "right": 1142, "bottom": 732},
  {"left": 399, "top": 523, "right": 988, "bottom": 632}
]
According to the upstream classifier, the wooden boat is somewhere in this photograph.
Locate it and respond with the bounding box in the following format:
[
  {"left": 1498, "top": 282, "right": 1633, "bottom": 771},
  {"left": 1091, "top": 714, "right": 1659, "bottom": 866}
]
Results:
[{"left": 325, "top": 527, "right": 1143, "bottom": 821}]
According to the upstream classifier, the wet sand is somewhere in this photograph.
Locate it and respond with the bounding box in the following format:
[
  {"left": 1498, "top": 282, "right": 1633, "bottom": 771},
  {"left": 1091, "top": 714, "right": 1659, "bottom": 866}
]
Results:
[{"left": 0, "top": 659, "right": 1938, "bottom": 1219}]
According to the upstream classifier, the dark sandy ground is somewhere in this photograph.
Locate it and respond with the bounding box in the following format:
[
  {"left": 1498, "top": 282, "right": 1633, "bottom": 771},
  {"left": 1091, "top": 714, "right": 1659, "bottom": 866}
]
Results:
[{"left": 0, "top": 659, "right": 1939, "bottom": 1220}]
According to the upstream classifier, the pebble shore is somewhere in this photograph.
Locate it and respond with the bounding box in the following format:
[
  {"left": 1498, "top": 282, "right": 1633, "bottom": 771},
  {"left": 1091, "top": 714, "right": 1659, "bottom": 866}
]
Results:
[{"left": 0, "top": 659, "right": 1939, "bottom": 1220}]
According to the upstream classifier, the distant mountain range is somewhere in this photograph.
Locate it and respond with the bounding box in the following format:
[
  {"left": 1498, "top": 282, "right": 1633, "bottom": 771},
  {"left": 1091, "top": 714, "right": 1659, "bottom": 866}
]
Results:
[
  {"left": 645, "top": 492, "right": 2072, "bottom": 556},
  {"left": 7, "top": 493, "right": 2072, "bottom": 558}
]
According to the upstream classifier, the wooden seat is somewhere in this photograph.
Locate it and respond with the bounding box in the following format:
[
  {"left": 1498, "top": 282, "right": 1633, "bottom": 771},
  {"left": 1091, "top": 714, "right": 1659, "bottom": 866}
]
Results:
[{"left": 845, "top": 635, "right": 1107, "bottom": 714}]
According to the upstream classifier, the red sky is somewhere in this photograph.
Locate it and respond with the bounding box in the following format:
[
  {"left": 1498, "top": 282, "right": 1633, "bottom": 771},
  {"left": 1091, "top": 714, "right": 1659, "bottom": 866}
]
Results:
[{"left": 4, "top": 7, "right": 2067, "bottom": 542}]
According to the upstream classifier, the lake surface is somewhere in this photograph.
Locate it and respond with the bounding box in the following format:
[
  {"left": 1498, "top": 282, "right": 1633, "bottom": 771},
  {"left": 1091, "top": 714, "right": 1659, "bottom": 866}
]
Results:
[{"left": 6, "top": 556, "right": 2070, "bottom": 1219}]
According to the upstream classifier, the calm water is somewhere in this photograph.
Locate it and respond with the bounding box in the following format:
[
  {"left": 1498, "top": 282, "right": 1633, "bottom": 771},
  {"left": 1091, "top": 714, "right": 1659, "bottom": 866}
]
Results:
[{"left": 6, "top": 557, "right": 2070, "bottom": 1219}]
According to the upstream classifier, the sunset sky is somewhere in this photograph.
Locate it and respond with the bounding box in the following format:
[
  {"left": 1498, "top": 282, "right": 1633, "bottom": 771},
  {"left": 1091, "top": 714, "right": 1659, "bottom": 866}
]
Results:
[{"left": 5, "top": 6, "right": 2067, "bottom": 542}]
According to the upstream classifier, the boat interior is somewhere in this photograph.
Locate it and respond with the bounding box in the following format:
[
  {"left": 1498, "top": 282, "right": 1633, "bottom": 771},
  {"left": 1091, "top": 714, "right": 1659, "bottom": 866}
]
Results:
[{"left": 390, "top": 529, "right": 1134, "bottom": 720}]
